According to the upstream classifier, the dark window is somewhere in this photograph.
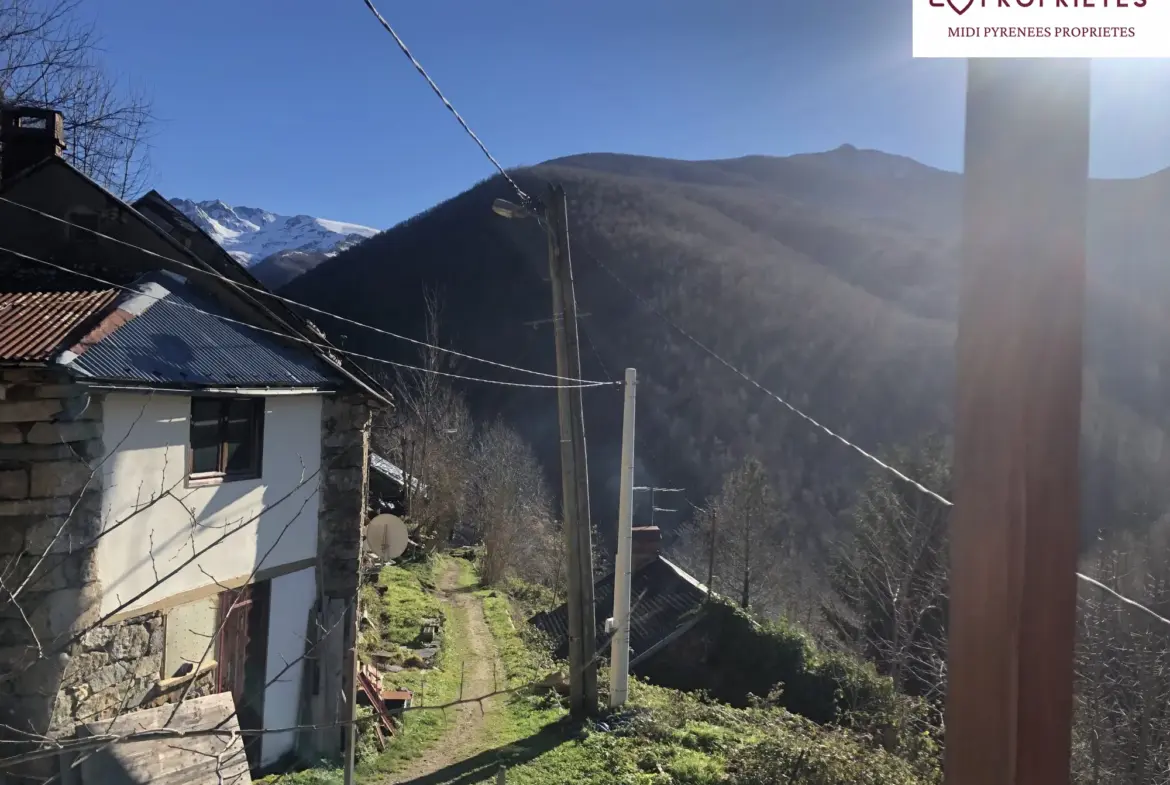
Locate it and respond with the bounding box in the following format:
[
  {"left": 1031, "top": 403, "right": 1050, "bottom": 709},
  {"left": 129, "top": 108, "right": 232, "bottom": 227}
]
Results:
[{"left": 188, "top": 397, "right": 264, "bottom": 480}]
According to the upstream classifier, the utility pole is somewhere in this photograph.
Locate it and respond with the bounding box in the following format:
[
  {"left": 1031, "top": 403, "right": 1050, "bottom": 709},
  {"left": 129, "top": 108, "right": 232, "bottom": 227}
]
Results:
[
  {"left": 342, "top": 603, "right": 358, "bottom": 785},
  {"left": 491, "top": 184, "right": 599, "bottom": 716},
  {"left": 945, "top": 59, "right": 1089, "bottom": 785},
  {"left": 610, "top": 368, "right": 637, "bottom": 708},
  {"left": 543, "top": 183, "right": 599, "bottom": 717}
]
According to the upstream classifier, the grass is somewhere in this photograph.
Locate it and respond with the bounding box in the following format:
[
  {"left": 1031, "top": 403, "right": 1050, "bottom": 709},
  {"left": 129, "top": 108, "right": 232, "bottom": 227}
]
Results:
[
  {"left": 261, "top": 555, "right": 468, "bottom": 784},
  {"left": 363, "top": 559, "right": 444, "bottom": 651},
  {"left": 465, "top": 580, "right": 935, "bottom": 785},
  {"left": 267, "top": 564, "right": 938, "bottom": 785},
  {"left": 477, "top": 587, "right": 565, "bottom": 750},
  {"left": 355, "top": 554, "right": 472, "bottom": 778},
  {"left": 355, "top": 599, "right": 470, "bottom": 778}
]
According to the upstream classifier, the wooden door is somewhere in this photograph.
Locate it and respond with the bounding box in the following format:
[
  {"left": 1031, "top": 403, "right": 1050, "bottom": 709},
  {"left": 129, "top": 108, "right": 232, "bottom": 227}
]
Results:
[
  {"left": 216, "top": 582, "right": 270, "bottom": 770},
  {"left": 217, "top": 585, "right": 253, "bottom": 710}
]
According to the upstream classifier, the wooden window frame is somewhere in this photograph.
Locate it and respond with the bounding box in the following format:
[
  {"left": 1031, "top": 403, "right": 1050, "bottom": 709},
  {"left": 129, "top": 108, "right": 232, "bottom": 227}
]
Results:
[{"left": 187, "top": 396, "right": 265, "bottom": 484}]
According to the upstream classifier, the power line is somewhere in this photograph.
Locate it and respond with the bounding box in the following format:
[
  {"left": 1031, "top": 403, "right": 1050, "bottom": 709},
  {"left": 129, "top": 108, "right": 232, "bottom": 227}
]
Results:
[
  {"left": 0, "top": 245, "right": 619, "bottom": 391},
  {"left": 582, "top": 249, "right": 1170, "bottom": 628},
  {"left": 360, "top": 0, "right": 529, "bottom": 205},
  {"left": 0, "top": 196, "right": 606, "bottom": 386},
  {"left": 585, "top": 250, "right": 951, "bottom": 507}
]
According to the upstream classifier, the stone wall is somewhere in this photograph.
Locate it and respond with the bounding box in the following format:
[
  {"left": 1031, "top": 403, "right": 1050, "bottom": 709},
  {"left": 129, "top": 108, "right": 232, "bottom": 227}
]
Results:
[
  {"left": 318, "top": 392, "right": 372, "bottom": 601},
  {"left": 0, "top": 367, "right": 105, "bottom": 780},
  {"left": 305, "top": 392, "right": 373, "bottom": 762},
  {"left": 56, "top": 613, "right": 165, "bottom": 726}
]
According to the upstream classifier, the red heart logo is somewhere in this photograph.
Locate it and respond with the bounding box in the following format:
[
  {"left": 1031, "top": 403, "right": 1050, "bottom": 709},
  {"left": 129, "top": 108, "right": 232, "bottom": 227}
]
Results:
[{"left": 947, "top": 0, "right": 975, "bottom": 14}]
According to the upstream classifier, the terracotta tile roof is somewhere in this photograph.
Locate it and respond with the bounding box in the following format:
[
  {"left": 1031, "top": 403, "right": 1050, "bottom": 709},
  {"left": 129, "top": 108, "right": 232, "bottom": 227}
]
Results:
[{"left": 0, "top": 289, "right": 117, "bottom": 362}]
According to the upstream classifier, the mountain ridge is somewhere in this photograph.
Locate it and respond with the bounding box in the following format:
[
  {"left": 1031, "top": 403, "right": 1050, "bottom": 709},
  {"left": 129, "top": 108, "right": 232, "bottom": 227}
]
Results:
[
  {"left": 279, "top": 146, "right": 1170, "bottom": 548},
  {"left": 169, "top": 198, "right": 379, "bottom": 285}
]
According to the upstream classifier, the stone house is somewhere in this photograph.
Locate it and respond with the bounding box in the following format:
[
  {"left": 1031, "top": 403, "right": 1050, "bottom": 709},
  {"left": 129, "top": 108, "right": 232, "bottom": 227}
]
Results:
[{"left": 0, "top": 105, "right": 392, "bottom": 780}]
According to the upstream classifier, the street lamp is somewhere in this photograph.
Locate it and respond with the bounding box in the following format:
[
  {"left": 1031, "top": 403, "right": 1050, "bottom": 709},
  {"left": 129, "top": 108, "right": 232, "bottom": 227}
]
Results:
[{"left": 491, "top": 197, "right": 536, "bottom": 221}]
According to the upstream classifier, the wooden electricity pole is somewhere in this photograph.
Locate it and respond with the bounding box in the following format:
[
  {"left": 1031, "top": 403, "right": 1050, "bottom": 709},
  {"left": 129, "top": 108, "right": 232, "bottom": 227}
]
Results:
[
  {"left": 544, "top": 183, "right": 599, "bottom": 717},
  {"left": 946, "top": 58, "right": 1091, "bottom": 785}
]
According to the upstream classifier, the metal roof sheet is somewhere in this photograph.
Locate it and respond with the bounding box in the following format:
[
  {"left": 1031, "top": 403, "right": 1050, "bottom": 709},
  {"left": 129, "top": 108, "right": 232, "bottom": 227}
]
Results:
[
  {"left": 64, "top": 276, "right": 342, "bottom": 388},
  {"left": 0, "top": 289, "right": 117, "bottom": 361},
  {"left": 370, "top": 452, "right": 427, "bottom": 495},
  {"left": 529, "top": 556, "right": 709, "bottom": 663}
]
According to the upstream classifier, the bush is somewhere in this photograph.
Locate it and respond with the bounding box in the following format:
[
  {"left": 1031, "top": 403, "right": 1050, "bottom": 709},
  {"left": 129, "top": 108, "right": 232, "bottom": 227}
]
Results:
[{"left": 725, "top": 713, "right": 930, "bottom": 785}]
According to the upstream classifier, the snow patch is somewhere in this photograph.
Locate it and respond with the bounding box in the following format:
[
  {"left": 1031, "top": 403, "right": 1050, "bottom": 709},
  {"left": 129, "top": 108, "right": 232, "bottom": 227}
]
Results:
[{"left": 170, "top": 198, "right": 379, "bottom": 268}]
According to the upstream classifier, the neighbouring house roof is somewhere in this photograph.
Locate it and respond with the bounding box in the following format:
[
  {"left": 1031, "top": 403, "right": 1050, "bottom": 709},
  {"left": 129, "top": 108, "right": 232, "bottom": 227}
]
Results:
[
  {"left": 0, "top": 154, "right": 392, "bottom": 405},
  {"left": 369, "top": 452, "right": 428, "bottom": 497},
  {"left": 529, "top": 556, "right": 710, "bottom": 664},
  {"left": 58, "top": 274, "right": 341, "bottom": 388},
  {"left": 0, "top": 289, "right": 118, "bottom": 362}
]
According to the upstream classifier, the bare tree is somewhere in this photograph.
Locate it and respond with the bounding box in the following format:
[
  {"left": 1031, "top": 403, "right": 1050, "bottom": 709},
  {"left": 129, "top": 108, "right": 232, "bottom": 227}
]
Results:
[
  {"left": 824, "top": 438, "right": 951, "bottom": 701},
  {"left": 466, "top": 419, "right": 560, "bottom": 589},
  {"left": 371, "top": 289, "right": 474, "bottom": 550},
  {"left": 0, "top": 0, "right": 153, "bottom": 196},
  {"left": 672, "top": 456, "right": 795, "bottom": 618},
  {"left": 1071, "top": 517, "right": 1170, "bottom": 785}
]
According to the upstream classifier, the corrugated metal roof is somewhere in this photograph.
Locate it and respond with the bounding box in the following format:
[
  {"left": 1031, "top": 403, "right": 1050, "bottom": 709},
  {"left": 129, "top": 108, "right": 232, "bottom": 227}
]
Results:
[
  {"left": 370, "top": 452, "right": 428, "bottom": 495},
  {"left": 529, "top": 556, "right": 709, "bottom": 663},
  {"left": 0, "top": 289, "right": 117, "bottom": 361},
  {"left": 64, "top": 276, "right": 343, "bottom": 388}
]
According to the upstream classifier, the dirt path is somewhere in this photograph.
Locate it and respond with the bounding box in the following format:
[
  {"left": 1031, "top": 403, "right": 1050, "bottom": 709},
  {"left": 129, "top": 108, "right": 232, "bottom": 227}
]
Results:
[{"left": 388, "top": 559, "right": 503, "bottom": 783}]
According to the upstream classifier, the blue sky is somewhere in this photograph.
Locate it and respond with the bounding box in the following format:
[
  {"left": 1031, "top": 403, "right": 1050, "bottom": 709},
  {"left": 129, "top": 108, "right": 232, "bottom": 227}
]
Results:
[{"left": 92, "top": 0, "right": 1170, "bottom": 229}]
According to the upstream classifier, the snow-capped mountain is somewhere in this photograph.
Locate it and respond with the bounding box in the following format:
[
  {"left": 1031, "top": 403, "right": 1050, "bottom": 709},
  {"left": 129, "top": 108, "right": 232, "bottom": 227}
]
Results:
[{"left": 169, "top": 198, "right": 379, "bottom": 267}]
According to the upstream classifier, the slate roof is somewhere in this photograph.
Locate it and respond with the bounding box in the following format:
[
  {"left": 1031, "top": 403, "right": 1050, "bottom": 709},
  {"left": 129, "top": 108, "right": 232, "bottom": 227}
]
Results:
[
  {"left": 60, "top": 275, "right": 342, "bottom": 388},
  {"left": 0, "top": 289, "right": 117, "bottom": 362},
  {"left": 529, "top": 556, "right": 710, "bottom": 663}
]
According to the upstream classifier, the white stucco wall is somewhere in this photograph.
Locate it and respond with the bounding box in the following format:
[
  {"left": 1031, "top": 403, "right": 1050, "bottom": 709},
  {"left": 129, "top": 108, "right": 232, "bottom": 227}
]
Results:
[
  {"left": 260, "top": 566, "right": 318, "bottom": 767},
  {"left": 96, "top": 392, "right": 323, "bottom": 618}
]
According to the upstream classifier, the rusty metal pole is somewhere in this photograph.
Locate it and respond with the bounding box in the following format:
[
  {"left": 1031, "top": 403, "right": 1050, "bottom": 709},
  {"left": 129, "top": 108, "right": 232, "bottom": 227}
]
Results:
[{"left": 946, "top": 58, "right": 1091, "bottom": 785}]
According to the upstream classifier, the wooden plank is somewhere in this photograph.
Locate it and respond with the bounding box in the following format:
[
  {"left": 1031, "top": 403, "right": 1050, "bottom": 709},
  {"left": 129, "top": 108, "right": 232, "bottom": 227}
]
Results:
[
  {"left": 945, "top": 58, "right": 1090, "bottom": 785},
  {"left": 76, "top": 692, "right": 251, "bottom": 785},
  {"left": 357, "top": 670, "right": 396, "bottom": 737}
]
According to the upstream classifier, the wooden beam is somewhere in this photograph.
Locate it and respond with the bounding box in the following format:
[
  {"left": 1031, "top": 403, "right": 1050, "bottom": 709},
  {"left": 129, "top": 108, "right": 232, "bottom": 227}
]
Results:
[{"left": 946, "top": 59, "right": 1091, "bottom": 785}]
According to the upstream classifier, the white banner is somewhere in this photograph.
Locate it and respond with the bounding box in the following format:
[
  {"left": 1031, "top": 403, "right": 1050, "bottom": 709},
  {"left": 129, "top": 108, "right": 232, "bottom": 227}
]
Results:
[{"left": 912, "top": 0, "right": 1170, "bottom": 58}]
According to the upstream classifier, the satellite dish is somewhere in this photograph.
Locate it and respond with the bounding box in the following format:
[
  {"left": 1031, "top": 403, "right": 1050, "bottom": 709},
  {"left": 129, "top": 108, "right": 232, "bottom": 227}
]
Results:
[{"left": 366, "top": 514, "right": 408, "bottom": 561}]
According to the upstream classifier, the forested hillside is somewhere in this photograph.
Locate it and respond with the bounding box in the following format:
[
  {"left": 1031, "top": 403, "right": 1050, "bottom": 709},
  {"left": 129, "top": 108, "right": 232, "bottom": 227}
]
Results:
[{"left": 281, "top": 146, "right": 1170, "bottom": 549}]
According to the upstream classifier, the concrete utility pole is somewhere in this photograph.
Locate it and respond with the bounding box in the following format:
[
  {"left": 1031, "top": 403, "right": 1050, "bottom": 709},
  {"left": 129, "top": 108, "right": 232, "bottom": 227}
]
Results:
[
  {"left": 610, "top": 368, "right": 637, "bottom": 708},
  {"left": 543, "top": 183, "right": 599, "bottom": 717},
  {"left": 946, "top": 59, "right": 1090, "bottom": 785},
  {"left": 494, "top": 185, "right": 598, "bottom": 717}
]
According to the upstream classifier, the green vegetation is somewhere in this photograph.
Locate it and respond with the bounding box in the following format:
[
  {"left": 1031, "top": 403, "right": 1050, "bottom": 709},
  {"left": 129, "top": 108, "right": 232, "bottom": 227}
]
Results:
[
  {"left": 357, "top": 555, "right": 473, "bottom": 777},
  {"left": 469, "top": 580, "right": 938, "bottom": 785},
  {"left": 261, "top": 556, "right": 469, "bottom": 784},
  {"left": 477, "top": 585, "right": 565, "bottom": 749},
  {"left": 268, "top": 563, "right": 940, "bottom": 785},
  {"left": 360, "top": 557, "right": 443, "bottom": 653},
  {"left": 356, "top": 600, "right": 469, "bottom": 777}
]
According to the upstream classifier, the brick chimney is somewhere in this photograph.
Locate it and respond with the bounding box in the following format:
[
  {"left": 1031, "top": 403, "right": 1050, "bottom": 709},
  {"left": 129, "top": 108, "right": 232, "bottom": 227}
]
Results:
[
  {"left": 1, "top": 105, "right": 65, "bottom": 183},
  {"left": 632, "top": 526, "right": 662, "bottom": 570}
]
